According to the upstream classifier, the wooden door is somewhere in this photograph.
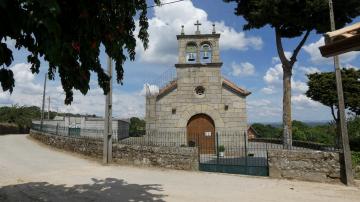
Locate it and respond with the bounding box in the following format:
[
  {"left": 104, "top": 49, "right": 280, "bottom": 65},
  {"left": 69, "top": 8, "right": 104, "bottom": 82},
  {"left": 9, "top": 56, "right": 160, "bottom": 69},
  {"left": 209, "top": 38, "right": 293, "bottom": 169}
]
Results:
[{"left": 187, "top": 114, "right": 215, "bottom": 154}]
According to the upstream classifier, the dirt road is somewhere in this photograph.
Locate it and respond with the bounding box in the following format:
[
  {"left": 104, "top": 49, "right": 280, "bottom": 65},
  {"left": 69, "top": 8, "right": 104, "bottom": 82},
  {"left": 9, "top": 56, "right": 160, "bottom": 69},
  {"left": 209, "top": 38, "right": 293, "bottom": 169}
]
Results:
[{"left": 0, "top": 134, "right": 359, "bottom": 202}]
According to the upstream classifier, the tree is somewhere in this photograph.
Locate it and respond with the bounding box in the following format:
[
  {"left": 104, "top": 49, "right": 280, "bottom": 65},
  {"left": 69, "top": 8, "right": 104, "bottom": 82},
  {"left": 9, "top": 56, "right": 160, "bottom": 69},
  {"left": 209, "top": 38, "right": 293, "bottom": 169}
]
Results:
[
  {"left": 0, "top": 0, "right": 160, "bottom": 104},
  {"left": 306, "top": 68, "right": 360, "bottom": 145},
  {"left": 251, "top": 123, "right": 282, "bottom": 138},
  {"left": 348, "top": 116, "right": 360, "bottom": 151},
  {"left": 224, "top": 0, "right": 360, "bottom": 148},
  {"left": 129, "top": 117, "right": 146, "bottom": 136},
  {"left": 0, "top": 105, "right": 41, "bottom": 128}
]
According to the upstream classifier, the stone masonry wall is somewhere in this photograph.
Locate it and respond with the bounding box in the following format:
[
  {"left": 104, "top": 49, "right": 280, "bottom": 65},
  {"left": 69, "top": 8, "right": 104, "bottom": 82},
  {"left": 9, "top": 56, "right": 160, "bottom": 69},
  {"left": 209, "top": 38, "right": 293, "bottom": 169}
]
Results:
[
  {"left": 146, "top": 68, "right": 248, "bottom": 133},
  {"left": 112, "top": 144, "right": 198, "bottom": 170},
  {"left": 268, "top": 149, "right": 341, "bottom": 183},
  {"left": 30, "top": 130, "right": 198, "bottom": 171},
  {"left": 30, "top": 130, "right": 103, "bottom": 158}
]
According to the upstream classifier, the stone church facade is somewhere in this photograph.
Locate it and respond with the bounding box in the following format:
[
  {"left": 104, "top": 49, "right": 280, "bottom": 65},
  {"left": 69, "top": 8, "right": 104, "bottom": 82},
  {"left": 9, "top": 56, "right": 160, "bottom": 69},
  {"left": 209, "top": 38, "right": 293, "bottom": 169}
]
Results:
[{"left": 145, "top": 23, "right": 250, "bottom": 147}]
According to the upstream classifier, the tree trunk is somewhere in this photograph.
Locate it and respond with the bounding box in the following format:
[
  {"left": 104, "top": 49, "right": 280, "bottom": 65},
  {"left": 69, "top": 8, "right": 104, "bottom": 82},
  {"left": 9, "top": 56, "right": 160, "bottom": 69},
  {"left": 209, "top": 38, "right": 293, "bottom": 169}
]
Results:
[
  {"left": 283, "top": 66, "right": 292, "bottom": 149},
  {"left": 331, "top": 106, "right": 341, "bottom": 149},
  {"left": 275, "top": 28, "right": 310, "bottom": 149},
  {"left": 336, "top": 109, "right": 342, "bottom": 149}
]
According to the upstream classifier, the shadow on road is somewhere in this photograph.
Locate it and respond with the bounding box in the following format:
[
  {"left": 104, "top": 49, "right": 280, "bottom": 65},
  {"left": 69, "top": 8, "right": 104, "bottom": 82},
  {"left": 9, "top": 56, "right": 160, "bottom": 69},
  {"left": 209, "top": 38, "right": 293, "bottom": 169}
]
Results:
[{"left": 0, "top": 178, "right": 166, "bottom": 202}]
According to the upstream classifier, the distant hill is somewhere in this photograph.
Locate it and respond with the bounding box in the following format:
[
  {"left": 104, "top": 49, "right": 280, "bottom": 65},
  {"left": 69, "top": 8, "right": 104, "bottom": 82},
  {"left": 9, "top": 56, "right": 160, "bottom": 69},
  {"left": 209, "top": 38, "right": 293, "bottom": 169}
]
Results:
[
  {"left": 0, "top": 105, "right": 99, "bottom": 129},
  {"left": 250, "top": 120, "right": 331, "bottom": 128}
]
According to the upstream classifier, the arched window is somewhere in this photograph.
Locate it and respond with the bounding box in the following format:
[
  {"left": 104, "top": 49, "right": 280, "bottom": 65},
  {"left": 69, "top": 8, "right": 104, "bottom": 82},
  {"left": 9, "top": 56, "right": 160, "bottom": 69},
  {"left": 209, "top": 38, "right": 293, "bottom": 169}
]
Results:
[
  {"left": 186, "top": 42, "right": 197, "bottom": 63},
  {"left": 200, "top": 43, "right": 212, "bottom": 63}
]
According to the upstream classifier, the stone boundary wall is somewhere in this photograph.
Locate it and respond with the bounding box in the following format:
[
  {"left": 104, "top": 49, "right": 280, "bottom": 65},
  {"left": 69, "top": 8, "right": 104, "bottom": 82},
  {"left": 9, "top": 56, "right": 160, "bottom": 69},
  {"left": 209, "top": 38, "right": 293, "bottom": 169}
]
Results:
[
  {"left": 112, "top": 144, "right": 198, "bottom": 170},
  {"left": 30, "top": 130, "right": 198, "bottom": 171},
  {"left": 30, "top": 130, "right": 103, "bottom": 158},
  {"left": 0, "top": 123, "right": 29, "bottom": 135},
  {"left": 268, "top": 149, "right": 341, "bottom": 183}
]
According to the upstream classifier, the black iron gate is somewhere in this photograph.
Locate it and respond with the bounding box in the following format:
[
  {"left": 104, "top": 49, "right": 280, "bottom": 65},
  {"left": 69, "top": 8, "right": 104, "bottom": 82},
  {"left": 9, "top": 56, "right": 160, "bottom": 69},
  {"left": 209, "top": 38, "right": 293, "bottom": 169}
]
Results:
[{"left": 197, "top": 132, "right": 269, "bottom": 176}]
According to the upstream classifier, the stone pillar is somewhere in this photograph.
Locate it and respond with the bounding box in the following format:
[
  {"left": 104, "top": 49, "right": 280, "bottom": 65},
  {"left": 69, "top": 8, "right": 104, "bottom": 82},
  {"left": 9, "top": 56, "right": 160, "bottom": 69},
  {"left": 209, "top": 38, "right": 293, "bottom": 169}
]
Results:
[{"left": 145, "top": 96, "right": 157, "bottom": 132}]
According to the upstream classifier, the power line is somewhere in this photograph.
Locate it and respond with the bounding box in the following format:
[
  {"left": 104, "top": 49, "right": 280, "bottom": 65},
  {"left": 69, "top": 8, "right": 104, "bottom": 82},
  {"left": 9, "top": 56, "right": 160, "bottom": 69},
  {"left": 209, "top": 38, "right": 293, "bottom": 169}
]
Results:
[{"left": 147, "top": 0, "right": 189, "bottom": 8}]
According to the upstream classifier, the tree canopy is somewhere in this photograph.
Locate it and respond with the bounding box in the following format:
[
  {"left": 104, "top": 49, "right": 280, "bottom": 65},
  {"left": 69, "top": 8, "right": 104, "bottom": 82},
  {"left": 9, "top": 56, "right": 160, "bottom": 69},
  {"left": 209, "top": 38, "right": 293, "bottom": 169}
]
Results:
[
  {"left": 306, "top": 68, "right": 360, "bottom": 120},
  {"left": 0, "top": 105, "right": 98, "bottom": 128},
  {"left": 129, "top": 117, "right": 146, "bottom": 137},
  {"left": 0, "top": 105, "right": 41, "bottom": 128},
  {"left": 224, "top": 0, "right": 360, "bottom": 37},
  {"left": 0, "top": 0, "right": 159, "bottom": 104},
  {"left": 224, "top": 0, "right": 360, "bottom": 148}
]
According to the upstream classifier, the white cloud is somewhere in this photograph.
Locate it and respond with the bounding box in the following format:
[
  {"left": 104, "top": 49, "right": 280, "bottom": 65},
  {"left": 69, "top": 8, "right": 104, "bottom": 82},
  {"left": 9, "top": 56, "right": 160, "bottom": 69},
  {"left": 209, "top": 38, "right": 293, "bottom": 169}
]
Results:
[
  {"left": 261, "top": 86, "right": 275, "bottom": 94},
  {"left": 11, "top": 63, "right": 35, "bottom": 83},
  {"left": 303, "top": 37, "right": 360, "bottom": 65},
  {"left": 1, "top": 37, "right": 15, "bottom": 47},
  {"left": 344, "top": 64, "right": 359, "bottom": 70},
  {"left": 9, "top": 63, "right": 43, "bottom": 95},
  {"left": 271, "top": 51, "right": 292, "bottom": 64},
  {"left": 230, "top": 62, "right": 255, "bottom": 77},
  {"left": 140, "top": 84, "right": 159, "bottom": 96},
  {"left": 292, "top": 80, "right": 308, "bottom": 93},
  {"left": 292, "top": 94, "right": 321, "bottom": 108},
  {"left": 1, "top": 63, "right": 147, "bottom": 118},
  {"left": 299, "top": 66, "right": 321, "bottom": 74},
  {"left": 136, "top": 0, "right": 263, "bottom": 65},
  {"left": 248, "top": 99, "right": 271, "bottom": 107},
  {"left": 247, "top": 99, "right": 282, "bottom": 119},
  {"left": 264, "top": 63, "right": 283, "bottom": 84},
  {"left": 219, "top": 22, "right": 263, "bottom": 51},
  {"left": 263, "top": 61, "right": 309, "bottom": 94}
]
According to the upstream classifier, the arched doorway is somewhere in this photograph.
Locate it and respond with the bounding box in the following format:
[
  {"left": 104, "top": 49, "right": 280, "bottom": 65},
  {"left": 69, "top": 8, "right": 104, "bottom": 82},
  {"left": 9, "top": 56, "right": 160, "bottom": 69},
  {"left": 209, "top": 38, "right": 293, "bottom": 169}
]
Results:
[{"left": 187, "top": 114, "right": 215, "bottom": 154}]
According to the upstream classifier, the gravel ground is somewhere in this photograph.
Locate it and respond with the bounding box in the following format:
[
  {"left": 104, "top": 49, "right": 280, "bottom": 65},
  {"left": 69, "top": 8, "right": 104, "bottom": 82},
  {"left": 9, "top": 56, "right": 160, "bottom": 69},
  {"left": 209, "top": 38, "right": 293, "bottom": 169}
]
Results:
[{"left": 0, "top": 134, "right": 359, "bottom": 202}]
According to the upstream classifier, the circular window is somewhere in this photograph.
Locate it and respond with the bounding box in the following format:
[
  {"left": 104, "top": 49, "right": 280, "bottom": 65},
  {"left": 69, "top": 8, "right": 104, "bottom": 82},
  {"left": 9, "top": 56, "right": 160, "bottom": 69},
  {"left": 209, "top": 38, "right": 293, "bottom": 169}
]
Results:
[{"left": 195, "top": 86, "right": 205, "bottom": 96}]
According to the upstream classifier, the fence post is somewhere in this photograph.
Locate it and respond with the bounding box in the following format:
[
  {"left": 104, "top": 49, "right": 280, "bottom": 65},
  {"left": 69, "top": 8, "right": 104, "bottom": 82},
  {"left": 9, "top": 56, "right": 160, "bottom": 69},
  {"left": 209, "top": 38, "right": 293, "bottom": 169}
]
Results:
[
  {"left": 56, "top": 123, "right": 58, "bottom": 135},
  {"left": 244, "top": 132, "right": 248, "bottom": 174},
  {"left": 197, "top": 132, "right": 201, "bottom": 165},
  {"left": 216, "top": 132, "right": 219, "bottom": 170}
]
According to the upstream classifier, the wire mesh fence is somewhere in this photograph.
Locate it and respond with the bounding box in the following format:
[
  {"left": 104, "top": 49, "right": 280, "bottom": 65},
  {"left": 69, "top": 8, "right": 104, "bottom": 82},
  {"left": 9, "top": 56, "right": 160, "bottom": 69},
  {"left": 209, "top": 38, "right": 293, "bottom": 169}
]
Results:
[
  {"left": 31, "top": 123, "right": 338, "bottom": 152},
  {"left": 31, "top": 124, "right": 188, "bottom": 146}
]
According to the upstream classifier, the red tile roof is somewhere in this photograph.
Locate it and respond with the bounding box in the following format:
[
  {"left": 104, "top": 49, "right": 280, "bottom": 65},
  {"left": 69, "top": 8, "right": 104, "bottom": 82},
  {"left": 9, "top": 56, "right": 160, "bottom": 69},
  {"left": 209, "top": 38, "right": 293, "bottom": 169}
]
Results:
[
  {"left": 222, "top": 79, "right": 251, "bottom": 96},
  {"left": 156, "top": 78, "right": 251, "bottom": 98}
]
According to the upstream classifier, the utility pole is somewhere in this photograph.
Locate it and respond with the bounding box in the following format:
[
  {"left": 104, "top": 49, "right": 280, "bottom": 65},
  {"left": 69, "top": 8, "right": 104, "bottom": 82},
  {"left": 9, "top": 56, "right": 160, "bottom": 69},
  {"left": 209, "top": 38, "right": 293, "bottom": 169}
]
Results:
[
  {"left": 328, "top": 0, "right": 354, "bottom": 185},
  {"left": 48, "top": 96, "right": 50, "bottom": 120},
  {"left": 40, "top": 73, "right": 47, "bottom": 130},
  {"left": 103, "top": 56, "right": 113, "bottom": 164}
]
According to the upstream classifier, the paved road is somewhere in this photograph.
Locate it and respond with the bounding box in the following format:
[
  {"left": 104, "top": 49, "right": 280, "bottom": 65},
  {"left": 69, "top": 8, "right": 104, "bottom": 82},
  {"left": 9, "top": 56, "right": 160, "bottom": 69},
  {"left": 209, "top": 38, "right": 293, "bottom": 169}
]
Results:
[{"left": 0, "top": 135, "right": 359, "bottom": 202}]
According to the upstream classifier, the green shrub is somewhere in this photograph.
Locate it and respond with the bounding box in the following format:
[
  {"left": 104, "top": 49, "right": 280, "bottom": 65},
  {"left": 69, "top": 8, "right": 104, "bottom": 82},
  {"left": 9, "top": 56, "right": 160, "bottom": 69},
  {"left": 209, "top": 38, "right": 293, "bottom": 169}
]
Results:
[
  {"left": 352, "top": 152, "right": 360, "bottom": 167},
  {"left": 352, "top": 152, "right": 360, "bottom": 179},
  {"left": 218, "top": 145, "right": 225, "bottom": 152}
]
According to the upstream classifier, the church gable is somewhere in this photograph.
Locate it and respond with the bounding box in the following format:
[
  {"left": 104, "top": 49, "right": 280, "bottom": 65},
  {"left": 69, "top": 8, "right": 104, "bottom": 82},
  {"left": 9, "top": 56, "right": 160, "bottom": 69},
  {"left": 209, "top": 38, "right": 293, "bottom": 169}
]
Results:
[
  {"left": 157, "top": 80, "right": 177, "bottom": 100},
  {"left": 222, "top": 78, "right": 251, "bottom": 97}
]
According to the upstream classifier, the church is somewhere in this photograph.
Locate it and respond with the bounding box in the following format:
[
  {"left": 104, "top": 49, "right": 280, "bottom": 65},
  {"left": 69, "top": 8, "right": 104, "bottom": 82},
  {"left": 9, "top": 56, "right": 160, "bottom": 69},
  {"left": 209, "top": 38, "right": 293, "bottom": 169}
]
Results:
[{"left": 145, "top": 21, "right": 251, "bottom": 148}]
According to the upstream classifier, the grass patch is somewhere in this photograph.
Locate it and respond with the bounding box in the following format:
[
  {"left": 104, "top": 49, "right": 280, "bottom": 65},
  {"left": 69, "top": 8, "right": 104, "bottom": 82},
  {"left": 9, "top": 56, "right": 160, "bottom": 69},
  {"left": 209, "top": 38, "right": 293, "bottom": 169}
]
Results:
[{"left": 352, "top": 152, "right": 360, "bottom": 179}]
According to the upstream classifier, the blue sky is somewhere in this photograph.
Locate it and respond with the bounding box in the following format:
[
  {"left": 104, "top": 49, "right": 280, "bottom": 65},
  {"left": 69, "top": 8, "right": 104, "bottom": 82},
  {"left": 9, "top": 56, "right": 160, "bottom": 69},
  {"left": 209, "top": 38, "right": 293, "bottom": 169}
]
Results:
[{"left": 1, "top": 0, "right": 360, "bottom": 123}]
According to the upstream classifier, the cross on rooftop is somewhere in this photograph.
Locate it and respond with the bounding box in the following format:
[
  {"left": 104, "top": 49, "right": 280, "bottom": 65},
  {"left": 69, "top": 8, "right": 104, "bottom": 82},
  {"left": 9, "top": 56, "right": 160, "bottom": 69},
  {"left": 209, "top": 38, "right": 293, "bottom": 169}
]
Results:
[{"left": 194, "top": 20, "right": 202, "bottom": 34}]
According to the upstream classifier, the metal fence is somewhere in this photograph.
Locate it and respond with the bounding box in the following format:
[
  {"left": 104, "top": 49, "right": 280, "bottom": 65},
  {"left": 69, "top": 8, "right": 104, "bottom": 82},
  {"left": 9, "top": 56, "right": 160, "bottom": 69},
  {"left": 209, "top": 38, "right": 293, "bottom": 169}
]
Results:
[
  {"left": 31, "top": 124, "right": 188, "bottom": 146},
  {"left": 32, "top": 123, "right": 125, "bottom": 142},
  {"left": 31, "top": 123, "right": 337, "bottom": 150},
  {"left": 31, "top": 124, "right": 339, "bottom": 176},
  {"left": 196, "top": 132, "right": 338, "bottom": 176}
]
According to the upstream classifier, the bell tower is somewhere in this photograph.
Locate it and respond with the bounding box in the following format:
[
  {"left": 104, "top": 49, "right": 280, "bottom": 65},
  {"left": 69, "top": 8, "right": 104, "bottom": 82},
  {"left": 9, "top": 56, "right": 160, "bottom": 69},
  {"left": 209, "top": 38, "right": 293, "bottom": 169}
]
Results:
[
  {"left": 173, "top": 20, "right": 224, "bottom": 111},
  {"left": 176, "top": 21, "right": 222, "bottom": 67}
]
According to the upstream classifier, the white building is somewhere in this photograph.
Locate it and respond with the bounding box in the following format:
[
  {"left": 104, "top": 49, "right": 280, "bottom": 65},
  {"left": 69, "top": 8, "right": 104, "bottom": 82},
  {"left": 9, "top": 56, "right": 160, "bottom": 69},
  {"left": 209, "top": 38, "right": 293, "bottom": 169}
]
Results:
[{"left": 33, "top": 116, "right": 129, "bottom": 139}]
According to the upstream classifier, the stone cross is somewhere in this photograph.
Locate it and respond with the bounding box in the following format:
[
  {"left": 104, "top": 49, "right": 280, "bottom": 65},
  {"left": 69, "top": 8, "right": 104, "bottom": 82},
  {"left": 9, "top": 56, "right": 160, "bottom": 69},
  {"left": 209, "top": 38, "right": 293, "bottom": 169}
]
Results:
[{"left": 194, "top": 20, "right": 202, "bottom": 34}]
